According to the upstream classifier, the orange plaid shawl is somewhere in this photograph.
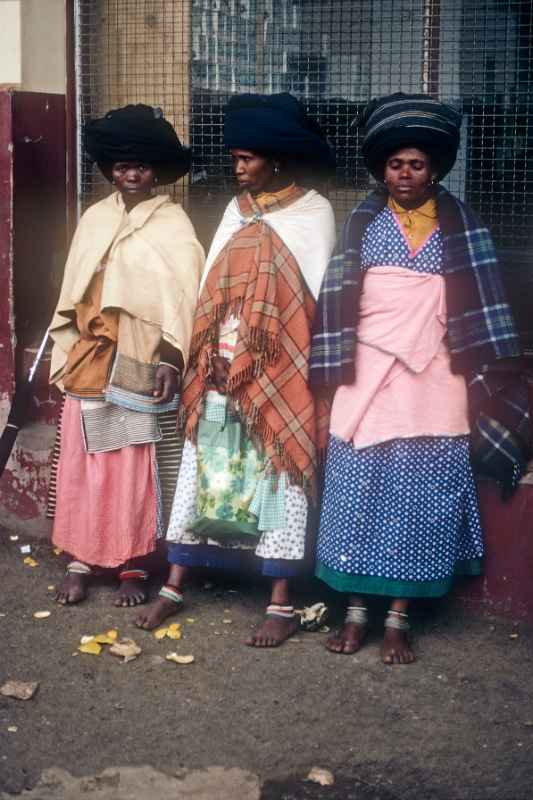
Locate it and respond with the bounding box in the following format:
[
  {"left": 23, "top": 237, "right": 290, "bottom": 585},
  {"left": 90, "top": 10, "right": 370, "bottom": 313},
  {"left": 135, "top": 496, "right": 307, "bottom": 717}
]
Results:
[{"left": 182, "top": 186, "right": 329, "bottom": 499}]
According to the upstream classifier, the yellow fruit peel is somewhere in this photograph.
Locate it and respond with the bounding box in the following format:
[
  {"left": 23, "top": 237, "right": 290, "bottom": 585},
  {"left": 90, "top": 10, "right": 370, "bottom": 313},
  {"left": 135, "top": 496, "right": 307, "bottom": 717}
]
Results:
[
  {"left": 166, "top": 652, "right": 194, "bottom": 665},
  {"left": 78, "top": 640, "right": 102, "bottom": 655}
]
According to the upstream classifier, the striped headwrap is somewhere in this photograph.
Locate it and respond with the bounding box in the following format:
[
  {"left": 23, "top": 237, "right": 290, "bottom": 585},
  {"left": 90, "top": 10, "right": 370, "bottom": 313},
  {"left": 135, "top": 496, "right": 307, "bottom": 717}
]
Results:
[{"left": 359, "top": 92, "right": 462, "bottom": 180}]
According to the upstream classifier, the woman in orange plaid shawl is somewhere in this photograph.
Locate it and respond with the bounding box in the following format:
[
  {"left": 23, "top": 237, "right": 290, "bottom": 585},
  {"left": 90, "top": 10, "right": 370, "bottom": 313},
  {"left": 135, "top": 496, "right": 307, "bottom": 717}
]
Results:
[{"left": 137, "top": 93, "right": 336, "bottom": 646}]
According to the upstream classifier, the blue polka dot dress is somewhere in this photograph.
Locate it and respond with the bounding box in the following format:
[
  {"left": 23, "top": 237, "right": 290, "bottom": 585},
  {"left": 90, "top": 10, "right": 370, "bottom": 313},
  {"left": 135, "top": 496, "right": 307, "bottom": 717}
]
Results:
[{"left": 315, "top": 208, "right": 484, "bottom": 598}]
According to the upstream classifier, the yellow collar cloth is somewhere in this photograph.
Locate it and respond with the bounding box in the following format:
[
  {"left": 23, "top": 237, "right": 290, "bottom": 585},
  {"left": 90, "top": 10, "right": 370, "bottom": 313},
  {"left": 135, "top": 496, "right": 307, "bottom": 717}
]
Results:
[{"left": 388, "top": 195, "right": 438, "bottom": 252}]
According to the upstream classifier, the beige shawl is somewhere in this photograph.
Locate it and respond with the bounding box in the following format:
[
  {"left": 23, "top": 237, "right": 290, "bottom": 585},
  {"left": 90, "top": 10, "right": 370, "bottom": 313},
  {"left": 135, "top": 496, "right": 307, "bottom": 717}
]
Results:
[{"left": 50, "top": 192, "right": 205, "bottom": 385}]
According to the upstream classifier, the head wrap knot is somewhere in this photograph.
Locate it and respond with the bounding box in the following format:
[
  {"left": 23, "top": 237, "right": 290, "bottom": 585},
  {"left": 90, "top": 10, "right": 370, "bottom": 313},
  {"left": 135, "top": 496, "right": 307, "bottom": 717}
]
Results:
[
  {"left": 359, "top": 92, "right": 462, "bottom": 181},
  {"left": 84, "top": 104, "right": 191, "bottom": 184}
]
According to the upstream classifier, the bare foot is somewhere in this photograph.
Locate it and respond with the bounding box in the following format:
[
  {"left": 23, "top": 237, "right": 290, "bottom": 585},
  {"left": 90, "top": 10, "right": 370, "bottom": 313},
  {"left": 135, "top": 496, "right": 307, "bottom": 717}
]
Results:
[
  {"left": 381, "top": 627, "right": 415, "bottom": 665},
  {"left": 55, "top": 573, "right": 88, "bottom": 605},
  {"left": 326, "top": 621, "right": 367, "bottom": 655},
  {"left": 113, "top": 580, "right": 148, "bottom": 607},
  {"left": 246, "top": 614, "right": 300, "bottom": 648},
  {"left": 135, "top": 596, "right": 181, "bottom": 630}
]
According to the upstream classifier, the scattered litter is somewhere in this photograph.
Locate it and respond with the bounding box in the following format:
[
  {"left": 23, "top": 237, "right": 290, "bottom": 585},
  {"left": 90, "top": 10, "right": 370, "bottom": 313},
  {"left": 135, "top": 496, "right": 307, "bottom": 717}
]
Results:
[
  {"left": 296, "top": 602, "right": 328, "bottom": 632},
  {"left": 20, "top": 544, "right": 31, "bottom": 554},
  {"left": 186, "top": 618, "right": 195, "bottom": 624},
  {"left": 288, "top": 638, "right": 301, "bottom": 643},
  {"left": 150, "top": 655, "right": 166, "bottom": 666},
  {"left": 214, "top": 631, "right": 222, "bottom": 636},
  {"left": 166, "top": 652, "right": 194, "bottom": 665},
  {"left": 47, "top": 585, "right": 56, "bottom": 592},
  {"left": 0, "top": 613, "right": 6, "bottom": 618},
  {"left": 227, "top": 589, "right": 238, "bottom": 593},
  {"left": 523, "top": 720, "right": 533, "bottom": 727},
  {"left": 222, "top": 619, "right": 232, "bottom": 625},
  {"left": 202, "top": 581, "right": 214, "bottom": 590},
  {"left": 319, "top": 625, "right": 330, "bottom": 633},
  {"left": 154, "top": 623, "right": 182, "bottom": 641},
  {"left": 33, "top": 611, "right": 51, "bottom": 620},
  {"left": 23, "top": 557, "right": 38, "bottom": 568},
  {"left": 1, "top": 681, "right": 39, "bottom": 701},
  {"left": 109, "top": 638, "right": 141, "bottom": 662},
  {"left": 94, "top": 631, "right": 118, "bottom": 644},
  {"left": 52, "top": 547, "right": 63, "bottom": 555},
  {"left": 224, "top": 609, "right": 231, "bottom": 613},
  {"left": 7, "top": 727, "right": 18, "bottom": 733},
  {"left": 78, "top": 640, "right": 102, "bottom": 655},
  {"left": 509, "top": 633, "right": 520, "bottom": 640},
  {"left": 307, "top": 767, "right": 334, "bottom": 786},
  {"left": 9, "top": 535, "right": 19, "bottom": 541},
  {"left": 79, "top": 629, "right": 118, "bottom": 649},
  {"left": 510, "top": 623, "right": 520, "bottom": 640}
]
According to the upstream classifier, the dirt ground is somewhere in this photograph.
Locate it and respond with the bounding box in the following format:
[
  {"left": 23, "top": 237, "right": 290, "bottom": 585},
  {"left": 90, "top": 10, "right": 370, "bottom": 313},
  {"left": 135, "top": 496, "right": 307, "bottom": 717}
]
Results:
[{"left": 1, "top": 527, "right": 532, "bottom": 800}]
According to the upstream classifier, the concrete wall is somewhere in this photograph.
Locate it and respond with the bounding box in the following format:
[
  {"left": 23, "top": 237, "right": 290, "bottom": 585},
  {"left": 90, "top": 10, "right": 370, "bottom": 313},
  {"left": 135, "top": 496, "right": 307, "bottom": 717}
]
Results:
[
  {"left": 0, "top": 1, "right": 22, "bottom": 86},
  {"left": 20, "top": 0, "right": 66, "bottom": 93},
  {"left": 0, "top": 0, "right": 66, "bottom": 93}
]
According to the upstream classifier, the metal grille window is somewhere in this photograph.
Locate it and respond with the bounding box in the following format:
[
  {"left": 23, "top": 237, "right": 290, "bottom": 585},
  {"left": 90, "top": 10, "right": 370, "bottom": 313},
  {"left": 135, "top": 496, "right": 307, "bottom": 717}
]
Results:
[{"left": 75, "top": 0, "right": 533, "bottom": 345}]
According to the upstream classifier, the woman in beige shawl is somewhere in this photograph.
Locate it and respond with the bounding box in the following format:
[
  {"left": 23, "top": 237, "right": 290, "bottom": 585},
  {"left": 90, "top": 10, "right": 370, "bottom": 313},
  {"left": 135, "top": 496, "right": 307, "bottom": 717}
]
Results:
[{"left": 48, "top": 105, "right": 204, "bottom": 607}]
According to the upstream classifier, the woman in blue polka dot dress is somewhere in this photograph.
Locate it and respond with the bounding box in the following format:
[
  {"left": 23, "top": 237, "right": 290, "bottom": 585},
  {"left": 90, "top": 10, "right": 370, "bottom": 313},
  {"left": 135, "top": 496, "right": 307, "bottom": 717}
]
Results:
[{"left": 309, "top": 93, "right": 523, "bottom": 664}]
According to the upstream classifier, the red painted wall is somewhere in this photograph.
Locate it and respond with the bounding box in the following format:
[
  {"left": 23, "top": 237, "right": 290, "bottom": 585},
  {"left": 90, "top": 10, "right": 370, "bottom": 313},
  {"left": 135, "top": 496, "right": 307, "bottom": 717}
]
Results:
[
  {"left": 455, "top": 482, "right": 533, "bottom": 624},
  {"left": 0, "top": 93, "right": 15, "bottom": 401}
]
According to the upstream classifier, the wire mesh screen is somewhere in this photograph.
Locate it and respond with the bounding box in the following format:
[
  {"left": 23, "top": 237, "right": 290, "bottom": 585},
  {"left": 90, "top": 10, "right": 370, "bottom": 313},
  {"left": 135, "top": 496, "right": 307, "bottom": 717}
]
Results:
[{"left": 76, "top": 0, "right": 533, "bottom": 341}]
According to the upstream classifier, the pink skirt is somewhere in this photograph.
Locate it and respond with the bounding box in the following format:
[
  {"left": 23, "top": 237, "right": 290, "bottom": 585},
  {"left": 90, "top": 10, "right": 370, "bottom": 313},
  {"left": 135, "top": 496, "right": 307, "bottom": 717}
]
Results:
[{"left": 52, "top": 396, "right": 158, "bottom": 568}]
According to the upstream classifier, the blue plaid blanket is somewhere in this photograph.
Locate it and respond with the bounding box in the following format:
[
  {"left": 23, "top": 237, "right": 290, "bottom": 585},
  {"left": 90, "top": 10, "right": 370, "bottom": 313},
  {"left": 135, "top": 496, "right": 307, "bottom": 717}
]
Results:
[{"left": 309, "top": 187, "right": 531, "bottom": 495}]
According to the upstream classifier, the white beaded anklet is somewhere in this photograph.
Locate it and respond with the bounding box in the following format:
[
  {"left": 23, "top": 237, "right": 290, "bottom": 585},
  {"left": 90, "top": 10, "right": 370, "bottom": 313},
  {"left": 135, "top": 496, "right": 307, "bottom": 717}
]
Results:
[
  {"left": 266, "top": 604, "right": 296, "bottom": 619},
  {"left": 159, "top": 585, "right": 184, "bottom": 605},
  {"left": 66, "top": 560, "right": 91, "bottom": 575},
  {"left": 345, "top": 605, "right": 368, "bottom": 625},
  {"left": 385, "top": 610, "right": 410, "bottom": 631}
]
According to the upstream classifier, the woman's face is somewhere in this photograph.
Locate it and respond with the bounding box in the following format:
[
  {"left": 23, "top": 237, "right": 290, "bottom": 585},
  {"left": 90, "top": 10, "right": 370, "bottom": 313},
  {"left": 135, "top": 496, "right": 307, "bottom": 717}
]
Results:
[
  {"left": 384, "top": 147, "right": 437, "bottom": 208},
  {"left": 111, "top": 161, "right": 156, "bottom": 197},
  {"left": 230, "top": 149, "right": 278, "bottom": 194}
]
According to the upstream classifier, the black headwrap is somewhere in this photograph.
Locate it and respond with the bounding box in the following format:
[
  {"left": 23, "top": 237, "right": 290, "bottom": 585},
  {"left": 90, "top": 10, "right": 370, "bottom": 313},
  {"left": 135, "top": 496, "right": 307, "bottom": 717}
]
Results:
[
  {"left": 359, "top": 92, "right": 462, "bottom": 181},
  {"left": 223, "top": 92, "right": 335, "bottom": 170},
  {"left": 84, "top": 104, "right": 191, "bottom": 184}
]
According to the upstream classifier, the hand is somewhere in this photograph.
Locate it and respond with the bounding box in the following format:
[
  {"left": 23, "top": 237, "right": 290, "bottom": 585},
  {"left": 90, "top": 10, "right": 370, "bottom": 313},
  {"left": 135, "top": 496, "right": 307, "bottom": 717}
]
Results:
[
  {"left": 153, "top": 364, "right": 180, "bottom": 403},
  {"left": 211, "top": 355, "right": 230, "bottom": 395}
]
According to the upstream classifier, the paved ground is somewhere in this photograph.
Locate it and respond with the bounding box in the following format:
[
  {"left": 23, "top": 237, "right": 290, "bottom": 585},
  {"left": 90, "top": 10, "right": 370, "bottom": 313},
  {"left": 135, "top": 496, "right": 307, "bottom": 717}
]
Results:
[{"left": 1, "top": 527, "right": 532, "bottom": 799}]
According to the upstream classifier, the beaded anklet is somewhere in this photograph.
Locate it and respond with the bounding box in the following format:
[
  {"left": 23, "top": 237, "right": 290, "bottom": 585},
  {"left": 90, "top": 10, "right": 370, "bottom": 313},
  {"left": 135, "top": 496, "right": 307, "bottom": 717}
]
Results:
[
  {"left": 385, "top": 609, "right": 410, "bottom": 631},
  {"left": 266, "top": 604, "right": 296, "bottom": 620},
  {"left": 66, "top": 560, "right": 91, "bottom": 575},
  {"left": 118, "top": 569, "right": 149, "bottom": 582},
  {"left": 159, "top": 584, "right": 184, "bottom": 605},
  {"left": 345, "top": 605, "right": 368, "bottom": 625}
]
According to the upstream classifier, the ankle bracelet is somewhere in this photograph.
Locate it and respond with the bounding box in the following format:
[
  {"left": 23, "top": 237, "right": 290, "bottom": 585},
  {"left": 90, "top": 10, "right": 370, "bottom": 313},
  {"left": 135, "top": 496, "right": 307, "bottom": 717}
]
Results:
[
  {"left": 159, "top": 585, "right": 184, "bottom": 605},
  {"left": 66, "top": 560, "right": 91, "bottom": 575},
  {"left": 119, "top": 569, "right": 149, "bottom": 582},
  {"left": 385, "top": 610, "right": 410, "bottom": 631},
  {"left": 345, "top": 605, "right": 368, "bottom": 625},
  {"left": 266, "top": 604, "right": 296, "bottom": 619}
]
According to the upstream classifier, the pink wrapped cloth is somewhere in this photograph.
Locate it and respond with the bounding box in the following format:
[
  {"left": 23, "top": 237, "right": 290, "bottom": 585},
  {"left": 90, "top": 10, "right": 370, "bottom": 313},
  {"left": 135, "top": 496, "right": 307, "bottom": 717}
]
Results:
[
  {"left": 330, "top": 266, "right": 470, "bottom": 449},
  {"left": 52, "top": 396, "right": 158, "bottom": 568}
]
